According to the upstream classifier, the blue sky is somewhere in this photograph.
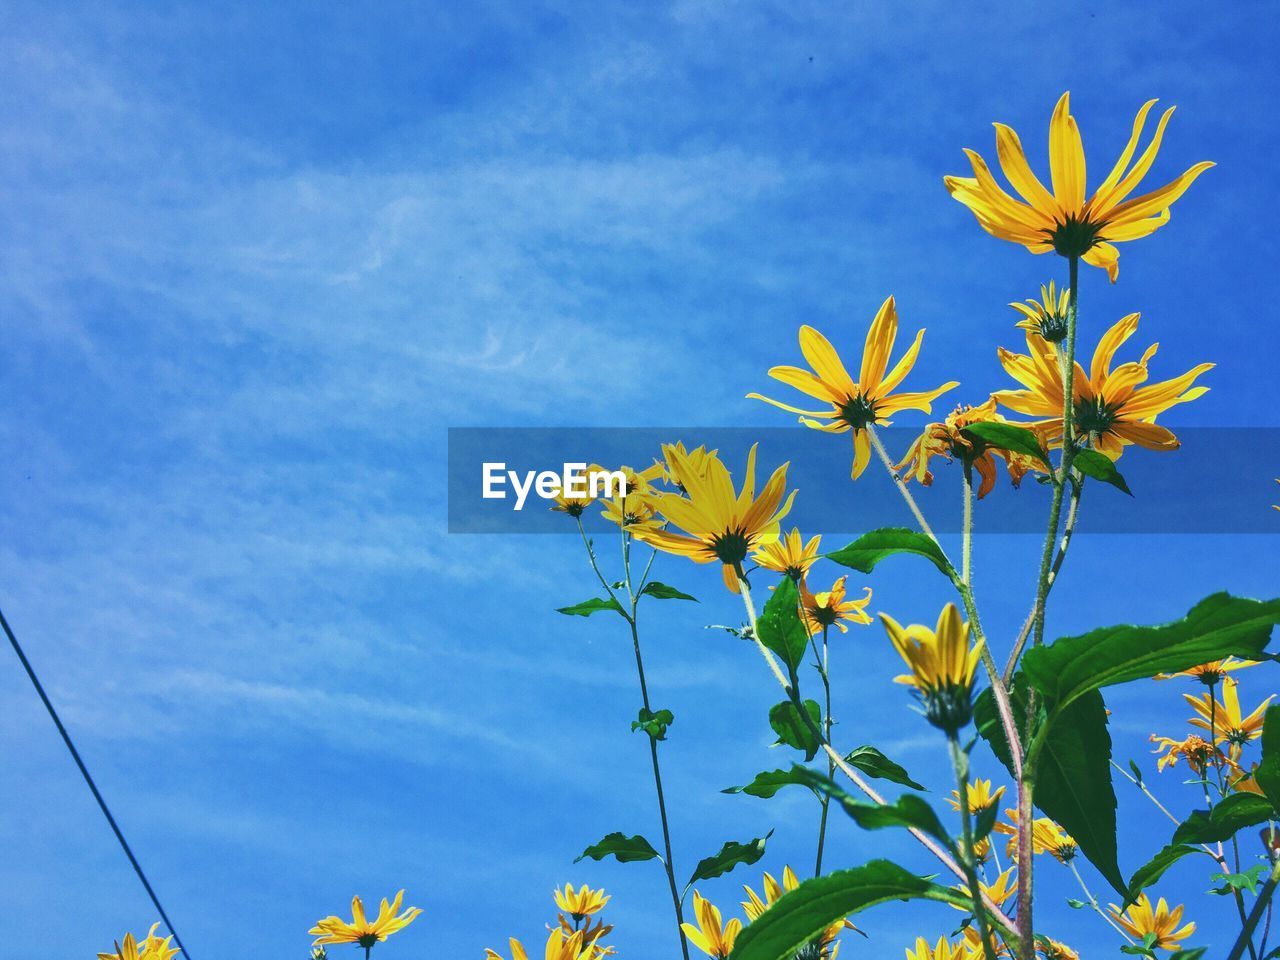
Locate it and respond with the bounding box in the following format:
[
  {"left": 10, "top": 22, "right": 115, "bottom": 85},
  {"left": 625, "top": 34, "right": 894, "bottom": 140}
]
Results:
[{"left": 1, "top": 2, "right": 1278, "bottom": 957}]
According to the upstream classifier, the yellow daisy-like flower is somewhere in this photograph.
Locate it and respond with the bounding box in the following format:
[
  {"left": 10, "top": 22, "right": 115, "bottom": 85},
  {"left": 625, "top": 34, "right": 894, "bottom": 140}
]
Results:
[
  {"left": 752, "top": 527, "right": 822, "bottom": 582},
  {"left": 98, "top": 933, "right": 144, "bottom": 960},
  {"left": 970, "top": 836, "right": 992, "bottom": 866},
  {"left": 947, "top": 779, "right": 1007, "bottom": 817},
  {"left": 1011, "top": 281, "right": 1071, "bottom": 344},
  {"left": 636, "top": 444, "right": 796, "bottom": 593},
  {"left": 799, "top": 576, "right": 873, "bottom": 635},
  {"left": 682, "top": 892, "right": 742, "bottom": 959},
  {"left": 485, "top": 929, "right": 607, "bottom": 960},
  {"left": 1149, "top": 733, "right": 1226, "bottom": 775},
  {"left": 748, "top": 296, "right": 959, "bottom": 478},
  {"left": 594, "top": 463, "right": 666, "bottom": 531},
  {"left": 895, "top": 399, "right": 1041, "bottom": 499},
  {"left": 992, "top": 313, "right": 1213, "bottom": 459},
  {"left": 904, "top": 935, "right": 968, "bottom": 960},
  {"left": 945, "top": 91, "right": 1213, "bottom": 282},
  {"left": 1107, "top": 894, "right": 1196, "bottom": 950},
  {"left": 98, "top": 924, "right": 178, "bottom": 960},
  {"left": 951, "top": 866, "right": 1016, "bottom": 914},
  {"left": 962, "top": 925, "right": 1010, "bottom": 959},
  {"left": 1186, "top": 678, "right": 1275, "bottom": 749},
  {"left": 310, "top": 891, "right": 422, "bottom": 953},
  {"left": 1155, "top": 657, "right": 1260, "bottom": 685},
  {"left": 880, "top": 604, "right": 984, "bottom": 732},
  {"left": 554, "top": 883, "right": 610, "bottom": 920},
  {"left": 658, "top": 442, "right": 719, "bottom": 493},
  {"left": 1038, "top": 939, "right": 1078, "bottom": 960},
  {"left": 740, "top": 866, "right": 857, "bottom": 957},
  {"left": 993, "top": 810, "right": 1077, "bottom": 864}
]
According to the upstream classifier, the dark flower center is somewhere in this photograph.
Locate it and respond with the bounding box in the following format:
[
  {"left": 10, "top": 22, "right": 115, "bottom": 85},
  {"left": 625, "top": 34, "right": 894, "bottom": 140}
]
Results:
[
  {"left": 711, "top": 529, "right": 751, "bottom": 565},
  {"left": 357, "top": 934, "right": 379, "bottom": 949},
  {"left": 1050, "top": 215, "right": 1104, "bottom": 258},
  {"left": 1037, "top": 310, "right": 1069, "bottom": 344},
  {"left": 1073, "top": 396, "right": 1119, "bottom": 437},
  {"left": 838, "top": 393, "right": 879, "bottom": 430}
]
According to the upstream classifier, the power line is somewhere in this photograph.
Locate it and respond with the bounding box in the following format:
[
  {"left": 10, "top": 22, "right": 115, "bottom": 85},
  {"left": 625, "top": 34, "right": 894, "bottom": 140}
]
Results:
[{"left": 1, "top": 603, "right": 192, "bottom": 960}]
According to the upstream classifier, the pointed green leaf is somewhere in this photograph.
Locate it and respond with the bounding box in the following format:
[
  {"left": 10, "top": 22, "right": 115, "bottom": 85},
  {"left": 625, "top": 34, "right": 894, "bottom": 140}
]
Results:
[
  {"left": 1023, "top": 593, "right": 1280, "bottom": 710},
  {"left": 974, "top": 802, "right": 1000, "bottom": 842},
  {"left": 1172, "top": 793, "right": 1275, "bottom": 845},
  {"left": 1072, "top": 448, "right": 1132, "bottom": 495},
  {"left": 575, "top": 832, "right": 660, "bottom": 864},
  {"left": 631, "top": 707, "right": 674, "bottom": 741},
  {"left": 687, "top": 831, "right": 772, "bottom": 887},
  {"left": 1256, "top": 705, "right": 1280, "bottom": 812},
  {"left": 844, "top": 745, "right": 926, "bottom": 791},
  {"left": 723, "top": 768, "right": 819, "bottom": 800},
  {"left": 770, "top": 699, "right": 822, "bottom": 762},
  {"left": 756, "top": 576, "right": 809, "bottom": 674},
  {"left": 1125, "top": 844, "right": 1208, "bottom": 906},
  {"left": 728, "top": 860, "right": 969, "bottom": 960},
  {"left": 782, "top": 766, "right": 951, "bottom": 844},
  {"left": 960, "top": 421, "right": 1050, "bottom": 467},
  {"left": 557, "top": 596, "right": 625, "bottom": 618},
  {"left": 826, "top": 527, "right": 955, "bottom": 579},
  {"left": 640, "top": 581, "right": 698, "bottom": 602}
]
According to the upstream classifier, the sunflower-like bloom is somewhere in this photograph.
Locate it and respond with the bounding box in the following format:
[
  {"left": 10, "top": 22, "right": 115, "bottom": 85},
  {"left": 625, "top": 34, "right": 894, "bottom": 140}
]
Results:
[
  {"left": 748, "top": 297, "right": 959, "bottom": 478},
  {"left": 1107, "top": 895, "right": 1196, "bottom": 950},
  {"left": 485, "top": 929, "right": 608, "bottom": 960},
  {"left": 637, "top": 444, "right": 796, "bottom": 593},
  {"left": 741, "top": 866, "right": 856, "bottom": 957},
  {"left": 310, "top": 891, "right": 422, "bottom": 950},
  {"left": 880, "top": 604, "right": 984, "bottom": 732},
  {"left": 1155, "top": 657, "right": 1260, "bottom": 685},
  {"left": 98, "top": 933, "right": 143, "bottom": 960},
  {"left": 98, "top": 924, "right": 178, "bottom": 960},
  {"left": 994, "top": 810, "right": 1077, "bottom": 864},
  {"left": 1038, "top": 939, "right": 1079, "bottom": 960},
  {"left": 1149, "top": 733, "right": 1227, "bottom": 775},
  {"left": 945, "top": 92, "right": 1214, "bottom": 282},
  {"left": 658, "top": 442, "right": 719, "bottom": 493},
  {"left": 993, "top": 313, "right": 1212, "bottom": 459},
  {"left": 904, "top": 935, "right": 968, "bottom": 960},
  {"left": 548, "top": 466, "right": 599, "bottom": 518},
  {"left": 799, "top": 576, "right": 873, "bottom": 635},
  {"left": 554, "top": 883, "right": 610, "bottom": 920},
  {"left": 895, "top": 399, "right": 1041, "bottom": 499},
  {"left": 594, "top": 463, "right": 665, "bottom": 531},
  {"left": 970, "top": 836, "right": 992, "bottom": 866},
  {"left": 951, "top": 866, "right": 1017, "bottom": 914},
  {"left": 1185, "top": 679, "right": 1275, "bottom": 749},
  {"left": 1011, "top": 282, "right": 1071, "bottom": 344},
  {"left": 947, "top": 778, "right": 1007, "bottom": 817},
  {"left": 753, "top": 528, "right": 822, "bottom": 582},
  {"left": 962, "top": 925, "right": 1011, "bottom": 959},
  {"left": 682, "top": 892, "right": 742, "bottom": 959}
]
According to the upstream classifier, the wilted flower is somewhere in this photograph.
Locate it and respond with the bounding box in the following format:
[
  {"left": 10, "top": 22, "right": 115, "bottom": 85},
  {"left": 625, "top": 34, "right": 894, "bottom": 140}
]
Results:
[{"left": 895, "top": 399, "right": 1040, "bottom": 498}]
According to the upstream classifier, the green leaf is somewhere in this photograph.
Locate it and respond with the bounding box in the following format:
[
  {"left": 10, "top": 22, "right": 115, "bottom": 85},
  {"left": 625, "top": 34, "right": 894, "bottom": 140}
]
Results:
[
  {"left": 631, "top": 707, "right": 674, "bottom": 741},
  {"left": 1172, "top": 793, "right": 1275, "bottom": 845},
  {"left": 1169, "top": 949, "right": 1207, "bottom": 960},
  {"left": 782, "top": 766, "right": 951, "bottom": 844},
  {"left": 1257, "top": 705, "right": 1280, "bottom": 812},
  {"left": 575, "top": 832, "right": 660, "bottom": 864},
  {"left": 1023, "top": 593, "right": 1280, "bottom": 710},
  {"left": 557, "top": 596, "right": 625, "bottom": 618},
  {"left": 844, "top": 745, "right": 926, "bottom": 791},
  {"left": 1066, "top": 898, "right": 1087, "bottom": 909},
  {"left": 826, "top": 527, "right": 955, "bottom": 580},
  {"left": 769, "top": 700, "right": 822, "bottom": 762},
  {"left": 1125, "top": 844, "right": 1208, "bottom": 905},
  {"left": 1210, "top": 864, "right": 1267, "bottom": 896},
  {"left": 1072, "top": 448, "right": 1133, "bottom": 495},
  {"left": 723, "top": 768, "right": 818, "bottom": 800},
  {"left": 960, "top": 421, "right": 1050, "bottom": 466},
  {"left": 973, "top": 802, "right": 1000, "bottom": 842},
  {"left": 975, "top": 679, "right": 1125, "bottom": 896},
  {"left": 756, "top": 577, "right": 809, "bottom": 675},
  {"left": 687, "top": 831, "right": 772, "bottom": 887},
  {"left": 640, "top": 581, "right": 698, "bottom": 602},
  {"left": 728, "top": 860, "right": 969, "bottom": 960}
]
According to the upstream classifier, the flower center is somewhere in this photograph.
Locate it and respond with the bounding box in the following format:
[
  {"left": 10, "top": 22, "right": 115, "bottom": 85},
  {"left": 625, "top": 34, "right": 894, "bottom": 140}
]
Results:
[
  {"left": 1072, "top": 396, "right": 1118, "bottom": 437},
  {"left": 357, "top": 933, "right": 380, "bottom": 949},
  {"left": 1036, "top": 310, "right": 1069, "bottom": 344},
  {"left": 1049, "top": 215, "right": 1103, "bottom": 258},
  {"left": 711, "top": 529, "right": 751, "bottom": 566},
  {"left": 838, "top": 393, "right": 879, "bottom": 430}
]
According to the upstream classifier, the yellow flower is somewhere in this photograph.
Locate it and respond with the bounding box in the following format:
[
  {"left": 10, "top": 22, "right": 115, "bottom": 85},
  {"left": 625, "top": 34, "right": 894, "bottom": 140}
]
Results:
[
  {"left": 486, "top": 929, "right": 607, "bottom": 960},
  {"left": 895, "top": 399, "right": 1041, "bottom": 499},
  {"left": 752, "top": 527, "right": 822, "bottom": 582},
  {"left": 1155, "top": 657, "right": 1260, "bottom": 685},
  {"left": 595, "top": 463, "right": 666, "bottom": 531},
  {"left": 659, "top": 442, "right": 720, "bottom": 493},
  {"left": 945, "top": 91, "right": 1213, "bottom": 282},
  {"left": 1038, "top": 939, "right": 1078, "bottom": 960},
  {"left": 1185, "top": 678, "right": 1274, "bottom": 748},
  {"left": 947, "top": 779, "right": 1007, "bottom": 817},
  {"left": 1011, "top": 282, "right": 1071, "bottom": 344},
  {"left": 962, "top": 926, "right": 1010, "bottom": 959},
  {"left": 637, "top": 444, "right": 796, "bottom": 593},
  {"left": 554, "top": 883, "right": 610, "bottom": 920},
  {"left": 992, "top": 313, "right": 1212, "bottom": 459},
  {"left": 310, "top": 891, "right": 422, "bottom": 951},
  {"left": 1149, "top": 733, "right": 1226, "bottom": 775},
  {"left": 880, "top": 604, "right": 984, "bottom": 731},
  {"left": 1230, "top": 764, "right": 1265, "bottom": 796},
  {"left": 970, "top": 836, "right": 992, "bottom": 866},
  {"left": 748, "top": 297, "right": 959, "bottom": 478},
  {"left": 904, "top": 935, "right": 968, "bottom": 960},
  {"left": 98, "top": 933, "right": 144, "bottom": 960},
  {"left": 800, "top": 576, "right": 873, "bottom": 635},
  {"left": 951, "top": 866, "right": 1016, "bottom": 914},
  {"left": 1107, "top": 894, "right": 1196, "bottom": 950},
  {"left": 139, "top": 924, "right": 179, "bottom": 960},
  {"left": 741, "top": 867, "right": 856, "bottom": 956},
  {"left": 682, "top": 892, "right": 741, "bottom": 959},
  {"left": 993, "top": 810, "right": 1076, "bottom": 863},
  {"left": 548, "top": 466, "right": 599, "bottom": 518}
]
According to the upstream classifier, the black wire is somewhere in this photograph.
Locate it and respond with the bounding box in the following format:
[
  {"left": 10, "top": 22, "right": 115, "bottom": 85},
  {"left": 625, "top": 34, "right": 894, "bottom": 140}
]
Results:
[{"left": 1, "top": 604, "right": 192, "bottom": 960}]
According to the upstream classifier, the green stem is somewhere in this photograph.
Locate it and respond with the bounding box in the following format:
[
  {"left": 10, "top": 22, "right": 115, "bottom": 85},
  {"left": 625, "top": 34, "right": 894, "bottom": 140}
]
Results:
[
  {"left": 1069, "top": 860, "right": 1132, "bottom": 943},
  {"left": 961, "top": 462, "right": 974, "bottom": 587},
  {"left": 814, "top": 624, "right": 833, "bottom": 877},
  {"left": 949, "top": 735, "right": 999, "bottom": 960},
  {"left": 1227, "top": 861, "right": 1280, "bottom": 960}
]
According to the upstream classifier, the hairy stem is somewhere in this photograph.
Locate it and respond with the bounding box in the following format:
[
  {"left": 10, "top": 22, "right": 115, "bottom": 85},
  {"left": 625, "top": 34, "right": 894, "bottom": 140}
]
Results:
[
  {"left": 950, "top": 735, "right": 999, "bottom": 960},
  {"left": 1227, "top": 860, "right": 1280, "bottom": 960},
  {"left": 814, "top": 624, "right": 834, "bottom": 877}
]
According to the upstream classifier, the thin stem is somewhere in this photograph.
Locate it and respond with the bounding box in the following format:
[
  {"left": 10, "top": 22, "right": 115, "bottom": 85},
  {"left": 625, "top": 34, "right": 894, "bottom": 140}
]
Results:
[
  {"left": 734, "top": 570, "right": 1023, "bottom": 942},
  {"left": 1069, "top": 860, "right": 1132, "bottom": 942},
  {"left": 814, "top": 624, "right": 833, "bottom": 877},
  {"left": 949, "top": 735, "right": 999, "bottom": 960},
  {"left": 1227, "top": 861, "right": 1280, "bottom": 960},
  {"left": 961, "top": 462, "right": 975, "bottom": 587},
  {"left": 868, "top": 425, "right": 941, "bottom": 543}
]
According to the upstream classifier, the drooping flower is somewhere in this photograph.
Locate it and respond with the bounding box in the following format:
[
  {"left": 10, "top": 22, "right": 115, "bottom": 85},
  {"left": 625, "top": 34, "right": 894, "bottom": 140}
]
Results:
[
  {"left": 748, "top": 297, "right": 958, "bottom": 478},
  {"left": 1186, "top": 679, "right": 1274, "bottom": 749},
  {"left": 752, "top": 528, "right": 822, "bottom": 582},
  {"left": 993, "top": 810, "right": 1076, "bottom": 863},
  {"left": 947, "top": 779, "right": 1007, "bottom": 817},
  {"left": 880, "top": 604, "right": 984, "bottom": 732},
  {"left": 1107, "top": 894, "right": 1196, "bottom": 950},
  {"left": 1011, "top": 282, "right": 1071, "bottom": 344},
  {"left": 1149, "top": 733, "right": 1226, "bottom": 775},
  {"left": 992, "top": 313, "right": 1212, "bottom": 459},
  {"left": 741, "top": 867, "right": 856, "bottom": 958},
  {"left": 945, "top": 91, "right": 1213, "bottom": 282},
  {"left": 904, "top": 935, "right": 968, "bottom": 960},
  {"left": 799, "top": 576, "right": 873, "bottom": 635},
  {"left": 682, "top": 892, "right": 742, "bottom": 959},
  {"left": 636, "top": 444, "right": 796, "bottom": 593},
  {"left": 894, "top": 399, "right": 1041, "bottom": 498},
  {"left": 554, "top": 883, "right": 610, "bottom": 921},
  {"left": 1155, "top": 657, "right": 1260, "bottom": 685},
  {"left": 139, "top": 924, "right": 179, "bottom": 960},
  {"left": 309, "top": 891, "right": 422, "bottom": 951}
]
